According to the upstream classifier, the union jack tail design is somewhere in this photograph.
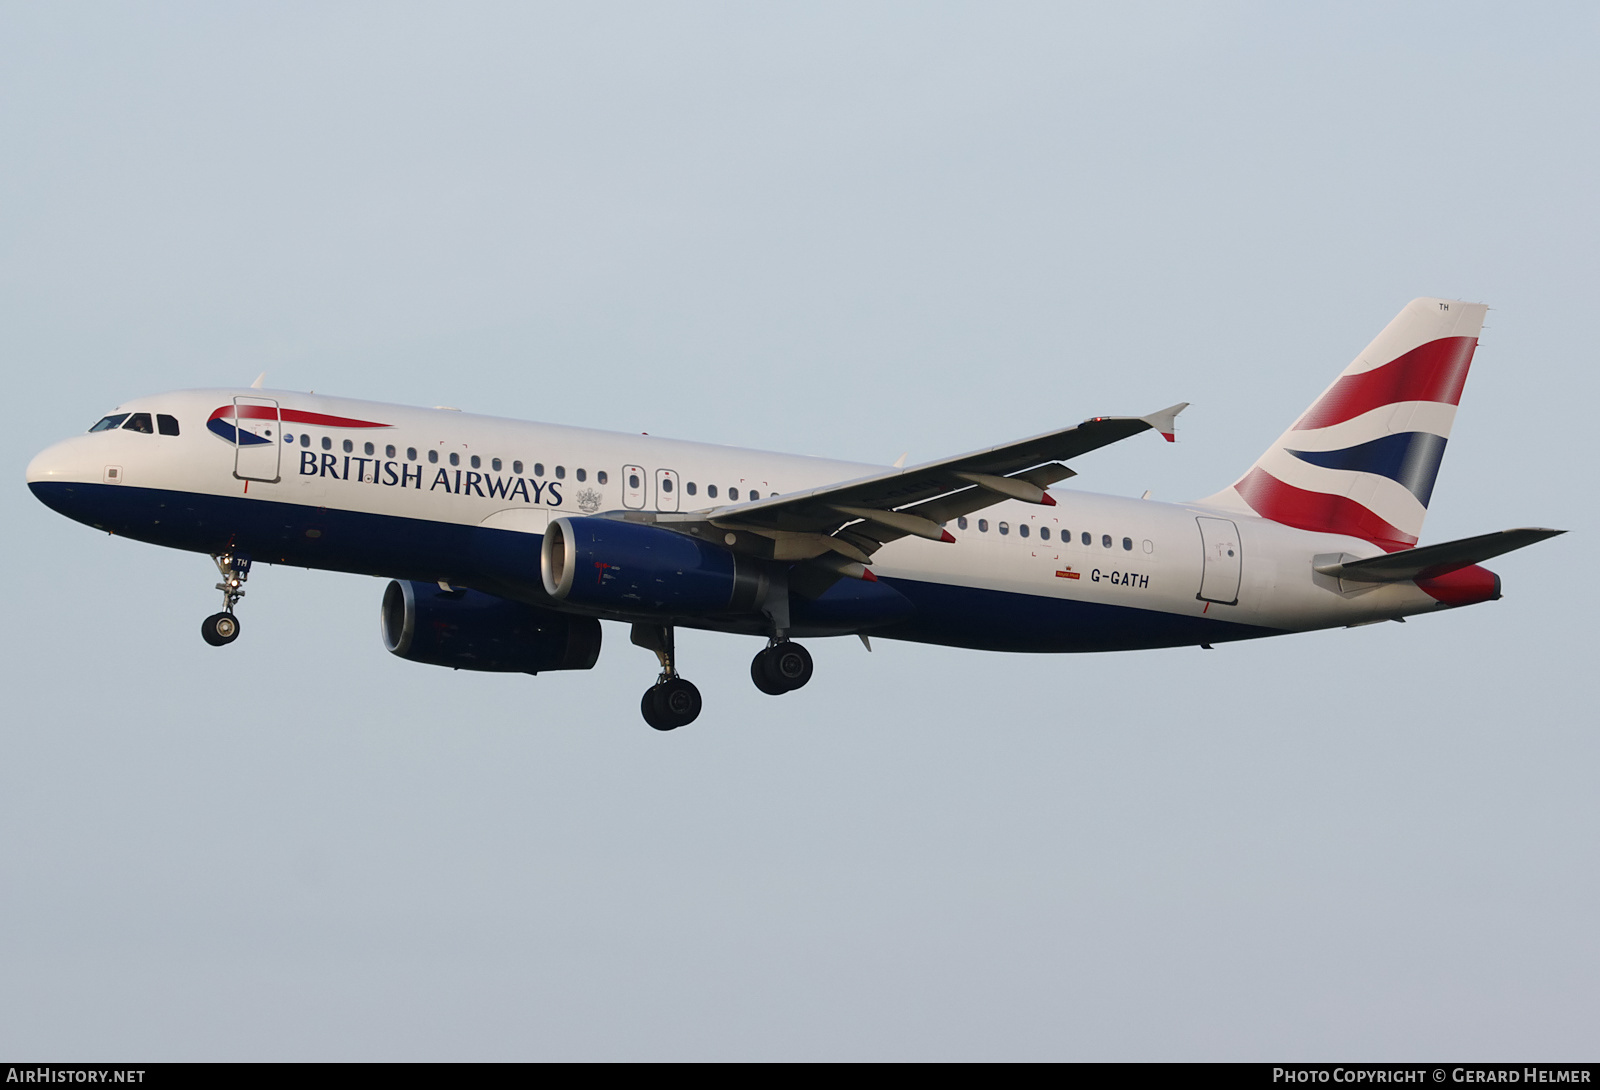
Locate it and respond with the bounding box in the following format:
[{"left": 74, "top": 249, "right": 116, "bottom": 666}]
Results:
[{"left": 1200, "top": 297, "right": 1488, "bottom": 552}]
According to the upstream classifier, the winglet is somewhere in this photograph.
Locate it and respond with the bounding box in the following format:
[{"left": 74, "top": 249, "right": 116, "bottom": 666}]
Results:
[{"left": 1141, "top": 402, "right": 1189, "bottom": 443}]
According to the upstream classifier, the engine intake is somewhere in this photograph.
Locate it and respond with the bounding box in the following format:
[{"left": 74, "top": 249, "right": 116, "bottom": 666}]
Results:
[
  {"left": 381, "top": 580, "right": 602, "bottom": 674},
  {"left": 540, "top": 516, "right": 767, "bottom": 615}
]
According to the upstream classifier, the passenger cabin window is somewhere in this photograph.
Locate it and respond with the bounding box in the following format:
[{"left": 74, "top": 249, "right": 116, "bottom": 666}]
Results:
[
  {"left": 387, "top": 445, "right": 397, "bottom": 458},
  {"left": 89, "top": 414, "right": 129, "bottom": 432},
  {"left": 122, "top": 413, "right": 154, "bottom": 434},
  {"left": 1040, "top": 527, "right": 1050, "bottom": 541},
  {"left": 534, "top": 463, "right": 544, "bottom": 477},
  {"left": 1081, "top": 532, "right": 1091, "bottom": 546},
  {"left": 555, "top": 466, "right": 565, "bottom": 479},
  {"left": 1019, "top": 524, "right": 1029, "bottom": 538},
  {"left": 470, "top": 455, "right": 480, "bottom": 469},
  {"left": 1122, "top": 537, "right": 1133, "bottom": 551},
  {"left": 157, "top": 414, "right": 180, "bottom": 436},
  {"left": 707, "top": 484, "right": 718, "bottom": 498},
  {"left": 576, "top": 468, "right": 586, "bottom": 482},
  {"left": 407, "top": 448, "right": 417, "bottom": 461},
  {"left": 302, "top": 434, "right": 312, "bottom": 446},
  {"left": 364, "top": 442, "right": 375, "bottom": 455},
  {"left": 728, "top": 487, "right": 739, "bottom": 501},
  {"left": 492, "top": 458, "right": 502, "bottom": 471},
  {"left": 748, "top": 489, "right": 758, "bottom": 500},
  {"left": 428, "top": 450, "right": 438, "bottom": 464},
  {"left": 628, "top": 473, "right": 640, "bottom": 489},
  {"left": 978, "top": 519, "right": 989, "bottom": 532},
  {"left": 957, "top": 516, "right": 968, "bottom": 529},
  {"left": 322, "top": 437, "right": 332, "bottom": 450},
  {"left": 686, "top": 482, "right": 696, "bottom": 496},
  {"left": 661, "top": 477, "right": 673, "bottom": 493},
  {"left": 998, "top": 522, "right": 1009, "bottom": 535},
  {"left": 513, "top": 460, "right": 523, "bottom": 474},
  {"left": 1102, "top": 534, "right": 1112, "bottom": 548},
  {"left": 449, "top": 453, "right": 460, "bottom": 466},
  {"left": 343, "top": 439, "right": 353, "bottom": 453},
  {"left": 597, "top": 471, "right": 608, "bottom": 485}
]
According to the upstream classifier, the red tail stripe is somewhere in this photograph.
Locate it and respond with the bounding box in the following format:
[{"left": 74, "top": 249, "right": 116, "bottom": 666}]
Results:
[
  {"left": 1232, "top": 467, "right": 1417, "bottom": 552},
  {"left": 1293, "top": 336, "right": 1477, "bottom": 431}
]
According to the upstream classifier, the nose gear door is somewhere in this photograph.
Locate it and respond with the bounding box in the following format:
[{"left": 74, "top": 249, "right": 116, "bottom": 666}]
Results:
[
  {"left": 232, "top": 396, "right": 282, "bottom": 483},
  {"left": 1196, "top": 516, "right": 1242, "bottom": 605}
]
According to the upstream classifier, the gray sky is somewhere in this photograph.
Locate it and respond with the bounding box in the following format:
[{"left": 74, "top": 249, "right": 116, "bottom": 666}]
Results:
[{"left": 2, "top": 2, "right": 1595, "bottom": 1060}]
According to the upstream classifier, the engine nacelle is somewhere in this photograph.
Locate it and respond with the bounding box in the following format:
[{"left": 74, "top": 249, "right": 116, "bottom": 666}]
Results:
[
  {"left": 381, "top": 580, "right": 602, "bottom": 674},
  {"left": 540, "top": 516, "right": 767, "bottom": 615}
]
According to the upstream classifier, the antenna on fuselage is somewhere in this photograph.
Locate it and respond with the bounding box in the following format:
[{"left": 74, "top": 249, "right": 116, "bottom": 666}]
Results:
[{"left": 250, "top": 373, "right": 266, "bottom": 389}]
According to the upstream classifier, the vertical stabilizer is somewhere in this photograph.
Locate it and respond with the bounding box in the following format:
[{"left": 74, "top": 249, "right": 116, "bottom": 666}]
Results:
[{"left": 1198, "top": 297, "right": 1487, "bottom": 551}]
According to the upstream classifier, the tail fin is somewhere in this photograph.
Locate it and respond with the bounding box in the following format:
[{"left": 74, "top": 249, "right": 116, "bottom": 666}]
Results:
[{"left": 1199, "top": 297, "right": 1487, "bottom": 551}]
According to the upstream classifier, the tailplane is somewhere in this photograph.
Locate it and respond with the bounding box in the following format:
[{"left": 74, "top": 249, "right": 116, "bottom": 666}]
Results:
[{"left": 1199, "top": 297, "right": 1487, "bottom": 551}]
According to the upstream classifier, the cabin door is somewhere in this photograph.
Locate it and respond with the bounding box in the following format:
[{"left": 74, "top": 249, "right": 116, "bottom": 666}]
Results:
[
  {"left": 1195, "top": 517, "right": 1242, "bottom": 605},
  {"left": 232, "top": 396, "right": 282, "bottom": 483}
]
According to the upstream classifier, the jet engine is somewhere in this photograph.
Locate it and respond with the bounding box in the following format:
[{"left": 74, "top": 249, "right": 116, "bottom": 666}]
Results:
[
  {"left": 540, "top": 516, "right": 768, "bottom": 615},
  {"left": 381, "top": 580, "right": 602, "bottom": 674}
]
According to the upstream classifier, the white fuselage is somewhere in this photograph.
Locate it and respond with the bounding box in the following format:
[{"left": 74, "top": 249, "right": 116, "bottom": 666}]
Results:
[{"left": 27, "top": 387, "right": 1450, "bottom": 650}]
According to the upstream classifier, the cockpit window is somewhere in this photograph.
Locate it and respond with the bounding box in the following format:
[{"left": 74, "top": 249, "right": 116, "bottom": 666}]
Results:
[
  {"left": 89, "top": 414, "right": 129, "bottom": 432},
  {"left": 121, "top": 413, "right": 154, "bottom": 434},
  {"left": 157, "top": 414, "right": 180, "bottom": 436}
]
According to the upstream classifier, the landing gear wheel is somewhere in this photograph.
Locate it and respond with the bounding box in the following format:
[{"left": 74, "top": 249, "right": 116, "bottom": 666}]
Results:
[
  {"left": 752, "top": 642, "right": 813, "bottom": 694},
  {"left": 201, "top": 612, "right": 240, "bottom": 647},
  {"left": 751, "top": 654, "right": 788, "bottom": 696},
  {"left": 643, "top": 677, "right": 702, "bottom": 730},
  {"left": 641, "top": 688, "right": 672, "bottom": 731}
]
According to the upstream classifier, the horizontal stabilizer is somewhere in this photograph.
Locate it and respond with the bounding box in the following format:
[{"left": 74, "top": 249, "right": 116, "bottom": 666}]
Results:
[{"left": 1314, "top": 527, "right": 1565, "bottom": 583}]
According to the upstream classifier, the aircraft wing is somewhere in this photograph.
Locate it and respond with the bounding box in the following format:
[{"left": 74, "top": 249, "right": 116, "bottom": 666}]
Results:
[{"left": 694, "top": 403, "right": 1187, "bottom": 562}]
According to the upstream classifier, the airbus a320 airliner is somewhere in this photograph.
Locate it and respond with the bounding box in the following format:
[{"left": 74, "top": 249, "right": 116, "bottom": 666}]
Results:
[{"left": 27, "top": 298, "right": 1561, "bottom": 729}]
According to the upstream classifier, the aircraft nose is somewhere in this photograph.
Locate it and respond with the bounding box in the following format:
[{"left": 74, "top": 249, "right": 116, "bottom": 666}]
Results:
[
  {"left": 26, "top": 436, "right": 109, "bottom": 524},
  {"left": 27, "top": 437, "right": 87, "bottom": 486}
]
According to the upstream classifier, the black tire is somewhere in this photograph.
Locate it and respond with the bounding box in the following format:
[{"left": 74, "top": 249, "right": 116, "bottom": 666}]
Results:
[
  {"left": 751, "top": 650, "right": 789, "bottom": 696},
  {"left": 653, "top": 677, "right": 702, "bottom": 728},
  {"left": 641, "top": 687, "right": 674, "bottom": 731},
  {"left": 201, "top": 612, "right": 240, "bottom": 647}
]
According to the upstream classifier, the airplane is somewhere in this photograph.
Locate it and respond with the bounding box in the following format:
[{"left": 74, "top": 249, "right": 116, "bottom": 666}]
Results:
[{"left": 26, "top": 297, "right": 1563, "bottom": 730}]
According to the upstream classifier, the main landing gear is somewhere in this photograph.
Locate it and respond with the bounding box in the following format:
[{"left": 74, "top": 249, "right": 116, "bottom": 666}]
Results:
[
  {"left": 631, "top": 624, "right": 702, "bottom": 731},
  {"left": 201, "top": 553, "right": 251, "bottom": 647},
  {"left": 628, "top": 626, "right": 816, "bottom": 730},
  {"left": 751, "top": 640, "right": 813, "bottom": 696}
]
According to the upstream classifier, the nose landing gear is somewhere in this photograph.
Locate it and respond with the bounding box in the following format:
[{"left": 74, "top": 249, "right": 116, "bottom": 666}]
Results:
[
  {"left": 751, "top": 640, "right": 813, "bottom": 695},
  {"left": 631, "top": 624, "right": 702, "bottom": 731},
  {"left": 202, "top": 553, "right": 250, "bottom": 647}
]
